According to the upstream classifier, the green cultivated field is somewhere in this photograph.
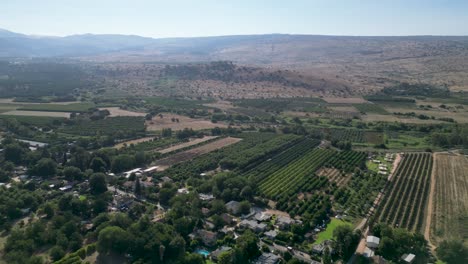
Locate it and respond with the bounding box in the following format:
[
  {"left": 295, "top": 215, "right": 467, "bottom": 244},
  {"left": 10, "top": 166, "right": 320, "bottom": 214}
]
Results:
[{"left": 18, "top": 102, "right": 95, "bottom": 112}]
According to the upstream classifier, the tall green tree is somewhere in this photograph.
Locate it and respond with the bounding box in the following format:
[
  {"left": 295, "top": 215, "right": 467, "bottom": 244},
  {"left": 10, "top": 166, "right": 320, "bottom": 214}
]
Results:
[{"left": 90, "top": 173, "right": 107, "bottom": 195}]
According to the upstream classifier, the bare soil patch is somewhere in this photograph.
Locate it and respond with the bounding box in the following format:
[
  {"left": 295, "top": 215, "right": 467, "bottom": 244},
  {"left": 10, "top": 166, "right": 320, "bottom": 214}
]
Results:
[
  {"left": 146, "top": 113, "right": 227, "bottom": 131},
  {"left": 157, "top": 136, "right": 218, "bottom": 154},
  {"left": 154, "top": 137, "right": 242, "bottom": 170},
  {"left": 0, "top": 110, "right": 71, "bottom": 118},
  {"left": 99, "top": 107, "right": 146, "bottom": 117}
]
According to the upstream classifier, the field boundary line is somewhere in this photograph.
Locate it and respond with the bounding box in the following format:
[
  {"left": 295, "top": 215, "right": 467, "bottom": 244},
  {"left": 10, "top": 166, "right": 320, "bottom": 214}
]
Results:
[{"left": 425, "top": 152, "right": 438, "bottom": 252}]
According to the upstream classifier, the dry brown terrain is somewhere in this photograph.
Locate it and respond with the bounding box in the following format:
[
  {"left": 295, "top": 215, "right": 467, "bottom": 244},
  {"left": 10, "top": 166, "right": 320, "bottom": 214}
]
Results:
[
  {"left": 0, "top": 110, "right": 71, "bottom": 118},
  {"left": 430, "top": 153, "right": 468, "bottom": 246},
  {"left": 146, "top": 113, "right": 227, "bottom": 131},
  {"left": 84, "top": 35, "right": 468, "bottom": 95},
  {"left": 99, "top": 107, "right": 146, "bottom": 117},
  {"left": 154, "top": 137, "right": 242, "bottom": 170},
  {"left": 157, "top": 136, "right": 218, "bottom": 154}
]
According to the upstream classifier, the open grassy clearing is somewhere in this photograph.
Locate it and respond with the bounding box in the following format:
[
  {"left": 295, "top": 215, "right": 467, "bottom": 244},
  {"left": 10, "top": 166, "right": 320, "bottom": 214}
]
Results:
[
  {"left": 153, "top": 137, "right": 242, "bottom": 170},
  {"left": 157, "top": 136, "right": 218, "bottom": 154},
  {"left": 146, "top": 113, "right": 227, "bottom": 131},
  {"left": 313, "top": 218, "right": 352, "bottom": 245},
  {"left": 0, "top": 110, "right": 71, "bottom": 118},
  {"left": 431, "top": 153, "right": 468, "bottom": 246},
  {"left": 98, "top": 107, "right": 146, "bottom": 117}
]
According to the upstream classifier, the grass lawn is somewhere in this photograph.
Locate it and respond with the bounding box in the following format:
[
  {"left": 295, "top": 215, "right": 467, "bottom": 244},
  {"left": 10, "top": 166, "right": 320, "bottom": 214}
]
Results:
[{"left": 313, "top": 218, "right": 352, "bottom": 245}]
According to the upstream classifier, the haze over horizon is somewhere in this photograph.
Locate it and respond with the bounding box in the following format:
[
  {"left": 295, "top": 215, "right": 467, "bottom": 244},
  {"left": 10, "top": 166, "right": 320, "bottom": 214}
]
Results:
[{"left": 1, "top": 0, "right": 467, "bottom": 38}]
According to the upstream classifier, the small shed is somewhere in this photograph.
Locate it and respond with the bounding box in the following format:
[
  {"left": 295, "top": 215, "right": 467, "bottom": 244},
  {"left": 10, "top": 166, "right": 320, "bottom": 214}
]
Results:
[
  {"left": 366, "top": 236, "right": 380, "bottom": 248},
  {"left": 401, "top": 253, "right": 416, "bottom": 263}
]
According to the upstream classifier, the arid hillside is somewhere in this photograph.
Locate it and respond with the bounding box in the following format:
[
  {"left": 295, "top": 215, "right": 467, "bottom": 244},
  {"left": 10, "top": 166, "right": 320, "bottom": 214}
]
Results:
[{"left": 84, "top": 35, "right": 468, "bottom": 94}]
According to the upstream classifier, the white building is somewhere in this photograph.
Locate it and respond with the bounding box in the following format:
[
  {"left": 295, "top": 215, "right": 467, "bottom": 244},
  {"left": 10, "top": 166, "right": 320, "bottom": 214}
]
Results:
[{"left": 366, "top": 236, "right": 380, "bottom": 248}]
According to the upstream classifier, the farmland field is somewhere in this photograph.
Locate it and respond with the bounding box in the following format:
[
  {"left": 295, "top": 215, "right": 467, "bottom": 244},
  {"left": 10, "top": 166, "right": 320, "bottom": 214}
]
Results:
[
  {"left": 323, "top": 128, "right": 364, "bottom": 143},
  {"left": 0, "top": 110, "right": 71, "bottom": 118},
  {"left": 375, "top": 153, "right": 433, "bottom": 233},
  {"left": 323, "top": 97, "right": 367, "bottom": 104},
  {"left": 353, "top": 103, "right": 389, "bottom": 114},
  {"left": 154, "top": 137, "right": 242, "bottom": 170},
  {"left": 157, "top": 136, "right": 219, "bottom": 154},
  {"left": 99, "top": 107, "right": 146, "bottom": 117},
  {"left": 316, "top": 168, "right": 350, "bottom": 187},
  {"left": 60, "top": 116, "right": 146, "bottom": 136},
  {"left": 146, "top": 113, "right": 226, "bottom": 131},
  {"left": 17, "top": 102, "right": 95, "bottom": 112},
  {"left": 430, "top": 153, "right": 468, "bottom": 246}
]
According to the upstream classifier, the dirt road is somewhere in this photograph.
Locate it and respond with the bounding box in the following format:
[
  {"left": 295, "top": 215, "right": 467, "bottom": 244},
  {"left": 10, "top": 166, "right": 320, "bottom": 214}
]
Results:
[{"left": 424, "top": 152, "right": 438, "bottom": 252}]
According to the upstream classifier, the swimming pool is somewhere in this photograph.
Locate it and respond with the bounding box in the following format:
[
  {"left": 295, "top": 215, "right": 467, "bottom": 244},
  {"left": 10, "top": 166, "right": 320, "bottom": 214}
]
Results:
[{"left": 195, "top": 249, "right": 210, "bottom": 257}]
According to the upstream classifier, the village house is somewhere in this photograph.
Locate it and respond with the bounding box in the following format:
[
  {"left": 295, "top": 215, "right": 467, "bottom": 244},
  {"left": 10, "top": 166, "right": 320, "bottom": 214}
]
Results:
[
  {"left": 225, "top": 200, "right": 241, "bottom": 215},
  {"left": 254, "top": 253, "right": 281, "bottom": 264},
  {"left": 239, "top": 219, "right": 267, "bottom": 233},
  {"left": 211, "top": 246, "right": 232, "bottom": 262},
  {"left": 276, "top": 216, "right": 294, "bottom": 229},
  {"left": 198, "top": 230, "right": 217, "bottom": 247},
  {"left": 401, "top": 253, "right": 416, "bottom": 263},
  {"left": 264, "top": 230, "right": 278, "bottom": 240}
]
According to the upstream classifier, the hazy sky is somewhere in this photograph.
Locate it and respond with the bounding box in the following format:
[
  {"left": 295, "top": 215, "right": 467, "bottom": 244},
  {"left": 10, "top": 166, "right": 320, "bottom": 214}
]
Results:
[{"left": 1, "top": 0, "right": 467, "bottom": 37}]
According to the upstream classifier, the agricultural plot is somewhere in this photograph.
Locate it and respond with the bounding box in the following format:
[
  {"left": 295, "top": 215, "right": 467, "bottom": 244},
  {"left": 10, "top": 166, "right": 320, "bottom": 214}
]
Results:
[
  {"left": 324, "top": 128, "right": 364, "bottom": 143},
  {"left": 431, "top": 153, "right": 468, "bottom": 246},
  {"left": 0, "top": 110, "right": 71, "bottom": 118},
  {"left": 233, "top": 97, "right": 326, "bottom": 113},
  {"left": 60, "top": 116, "right": 146, "bottom": 136},
  {"left": 353, "top": 103, "right": 389, "bottom": 114},
  {"left": 258, "top": 148, "right": 334, "bottom": 198},
  {"left": 375, "top": 153, "right": 433, "bottom": 233},
  {"left": 322, "top": 150, "right": 367, "bottom": 173},
  {"left": 153, "top": 137, "right": 242, "bottom": 170},
  {"left": 0, "top": 115, "right": 65, "bottom": 126},
  {"left": 146, "top": 113, "right": 226, "bottom": 131},
  {"left": 323, "top": 97, "right": 367, "bottom": 104},
  {"left": 157, "top": 136, "right": 218, "bottom": 154},
  {"left": 364, "top": 131, "right": 384, "bottom": 145},
  {"left": 316, "top": 168, "right": 350, "bottom": 187},
  {"left": 99, "top": 107, "right": 146, "bottom": 117},
  {"left": 17, "top": 102, "right": 95, "bottom": 112}
]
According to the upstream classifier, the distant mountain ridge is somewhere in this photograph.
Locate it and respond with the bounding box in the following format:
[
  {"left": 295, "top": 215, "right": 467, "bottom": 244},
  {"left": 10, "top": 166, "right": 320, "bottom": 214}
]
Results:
[
  {"left": 0, "top": 28, "right": 157, "bottom": 57},
  {"left": 2, "top": 28, "right": 468, "bottom": 59}
]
